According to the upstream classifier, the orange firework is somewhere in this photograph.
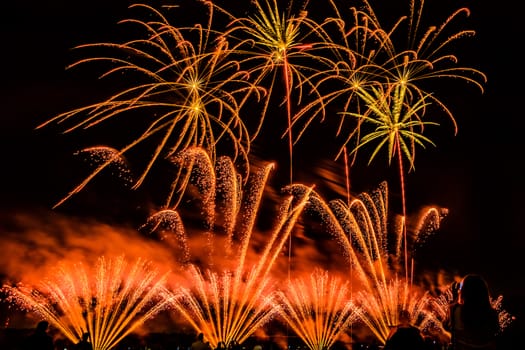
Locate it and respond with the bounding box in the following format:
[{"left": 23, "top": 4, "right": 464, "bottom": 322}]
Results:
[
  {"left": 1, "top": 256, "right": 175, "bottom": 350},
  {"left": 142, "top": 147, "right": 315, "bottom": 347},
  {"left": 275, "top": 268, "right": 359, "bottom": 350},
  {"left": 294, "top": 181, "right": 448, "bottom": 343}
]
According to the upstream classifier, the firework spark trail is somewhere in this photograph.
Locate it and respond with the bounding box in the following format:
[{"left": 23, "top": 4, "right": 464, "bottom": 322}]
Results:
[
  {"left": 36, "top": 2, "right": 261, "bottom": 208},
  {"left": 140, "top": 209, "right": 190, "bottom": 264},
  {"left": 212, "top": 0, "right": 343, "bottom": 185},
  {"left": 169, "top": 147, "right": 217, "bottom": 227},
  {"left": 290, "top": 0, "right": 486, "bottom": 286},
  {"left": 47, "top": 147, "right": 134, "bottom": 209},
  {"left": 1, "top": 256, "right": 176, "bottom": 350},
  {"left": 144, "top": 147, "right": 315, "bottom": 347},
  {"left": 275, "top": 268, "right": 359, "bottom": 350},
  {"left": 294, "top": 181, "right": 449, "bottom": 343}
]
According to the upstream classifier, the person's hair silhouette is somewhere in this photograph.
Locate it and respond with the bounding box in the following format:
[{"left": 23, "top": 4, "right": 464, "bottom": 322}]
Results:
[
  {"left": 24, "top": 320, "right": 54, "bottom": 350},
  {"left": 447, "top": 274, "right": 499, "bottom": 350},
  {"left": 383, "top": 309, "right": 425, "bottom": 350}
]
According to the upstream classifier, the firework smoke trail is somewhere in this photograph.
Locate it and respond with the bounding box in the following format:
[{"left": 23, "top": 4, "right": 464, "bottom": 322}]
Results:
[
  {"left": 275, "top": 268, "right": 360, "bottom": 350},
  {"left": 2, "top": 256, "right": 176, "bottom": 350}
]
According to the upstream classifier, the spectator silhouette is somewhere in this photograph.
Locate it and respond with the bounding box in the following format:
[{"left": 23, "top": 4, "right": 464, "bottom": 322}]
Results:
[
  {"left": 383, "top": 309, "right": 425, "bottom": 350},
  {"left": 229, "top": 340, "right": 241, "bottom": 350},
  {"left": 74, "top": 332, "right": 93, "bottom": 350},
  {"left": 191, "top": 333, "right": 210, "bottom": 350},
  {"left": 445, "top": 274, "right": 499, "bottom": 350},
  {"left": 24, "top": 320, "right": 54, "bottom": 350}
]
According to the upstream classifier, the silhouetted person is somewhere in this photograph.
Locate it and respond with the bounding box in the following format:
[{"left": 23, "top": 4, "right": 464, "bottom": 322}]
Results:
[
  {"left": 191, "top": 333, "right": 209, "bottom": 350},
  {"left": 74, "top": 332, "right": 92, "bottom": 350},
  {"left": 445, "top": 274, "right": 499, "bottom": 350},
  {"left": 383, "top": 309, "right": 425, "bottom": 350},
  {"left": 215, "top": 341, "right": 227, "bottom": 350},
  {"left": 24, "top": 320, "right": 54, "bottom": 350},
  {"left": 228, "top": 340, "right": 241, "bottom": 350}
]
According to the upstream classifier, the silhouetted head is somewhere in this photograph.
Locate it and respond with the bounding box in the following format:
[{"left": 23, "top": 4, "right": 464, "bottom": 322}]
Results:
[
  {"left": 459, "top": 274, "right": 491, "bottom": 306},
  {"left": 36, "top": 321, "right": 49, "bottom": 332},
  {"left": 398, "top": 309, "right": 411, "bottom": 325},
  {"left": 457, "top": 274, "right": 499, "bottom": 331},
  {"left": 197, "top": 333, "right": 204, "bottom": 341},
  {"left": 82, "top": 332, "right": 90, "bottom": 341}
]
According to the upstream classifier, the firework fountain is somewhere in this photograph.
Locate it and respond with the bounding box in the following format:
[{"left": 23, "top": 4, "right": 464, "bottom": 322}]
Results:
[
  {"left": 141, "top": 147, "right": 316, "bottom": 348},
  {"left": 290, "top": 180, "right": 448, "bottom": 344},
  {"left": 275, "top": 268, "right": 359, "bottom": 350},
  {"left": 1, "top": 256, "right": 175, "bottom": 350}
]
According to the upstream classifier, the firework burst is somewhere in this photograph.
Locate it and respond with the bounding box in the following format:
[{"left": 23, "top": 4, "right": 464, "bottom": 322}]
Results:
[
  {"left": 275, "top": 268, "right": 359, "bottom": 350},
  {"left": 296, "top": 181, "right": 447, "bottom": 343},
  {"left": 1, "top": 256, "right": 175, "bottom": 350},
  {"left": 142, "top": 147, "right": 316, "bottom": 347},
  {"left": 37, "top": 3, "right": 262, "bottom": 208}
]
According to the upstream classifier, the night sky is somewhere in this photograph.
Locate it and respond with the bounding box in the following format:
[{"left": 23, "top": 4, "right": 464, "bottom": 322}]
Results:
[{"left": 1, "top": 0, "right": 523, "bottom": 341}]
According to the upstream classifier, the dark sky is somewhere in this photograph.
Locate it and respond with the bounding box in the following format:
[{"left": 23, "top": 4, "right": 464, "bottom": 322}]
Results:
[{"left": 1, "top": 0, "right": 524, "bottom": 339}]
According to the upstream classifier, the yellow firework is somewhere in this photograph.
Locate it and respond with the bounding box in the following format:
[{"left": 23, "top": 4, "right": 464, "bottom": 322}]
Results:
[
  {"left": 291, "top": 0, "right": 485, "bottom": 288},
  {"left": 212, "top": 0, "right": 340, "bottom": 183},
  {"left": 340, "top": 83, "right": 438, "bottom": 275},
  {"left": 37, "top": 3, "right": 262, "bottom": 208},
  {"left": 343, "top": 83, "right": 438, "bottom": 169},
  {"left": 294, "top": 0, "right": 486, "bottom": 159}
]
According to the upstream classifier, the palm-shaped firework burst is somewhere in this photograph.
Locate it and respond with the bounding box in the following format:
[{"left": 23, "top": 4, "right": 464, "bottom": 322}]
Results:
[
  {"left": 37, "top": 3, "right": 262, "bottom": 208},
  {"left": 294, "top": 0, "right": 486, "bottom": 156},
  {"left": 212, "top": 0, "right": 341, "bottom": 184},
  {"left": 292, "top": 0, "right": 485, "bottom": 286}
]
